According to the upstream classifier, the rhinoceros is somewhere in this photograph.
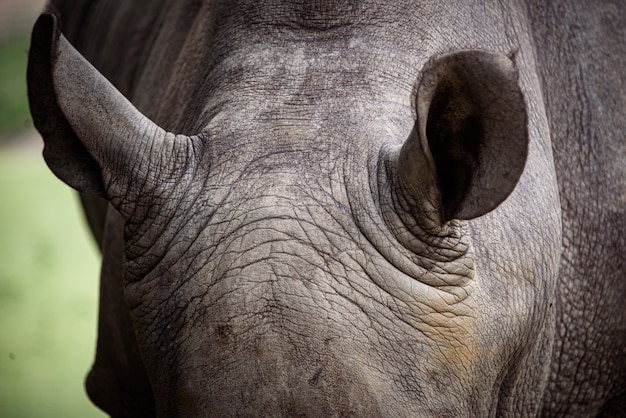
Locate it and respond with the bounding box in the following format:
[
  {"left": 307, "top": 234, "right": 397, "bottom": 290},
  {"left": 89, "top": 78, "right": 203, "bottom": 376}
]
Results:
[{"left": 27, "top": 0, "right": 625, "bottom": 416}]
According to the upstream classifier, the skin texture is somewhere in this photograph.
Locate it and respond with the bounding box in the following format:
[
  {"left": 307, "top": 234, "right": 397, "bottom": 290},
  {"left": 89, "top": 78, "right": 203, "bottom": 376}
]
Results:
[
  {"left": 26, "top": 1, "right": 624, "bottom": 417},
  {"left": 527, "top": 2, "right": 626, "bottom": 416}
]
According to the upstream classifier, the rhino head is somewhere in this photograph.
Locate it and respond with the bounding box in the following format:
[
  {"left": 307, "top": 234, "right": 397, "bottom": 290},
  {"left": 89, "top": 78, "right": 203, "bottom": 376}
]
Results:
[{"left": 28, "top": 11, "right": 560, "bottom": 417}]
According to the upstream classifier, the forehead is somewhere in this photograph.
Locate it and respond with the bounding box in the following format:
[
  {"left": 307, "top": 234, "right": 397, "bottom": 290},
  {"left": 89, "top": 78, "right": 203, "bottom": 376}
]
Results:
[{"left": 149, "top": 0, "right": 519, "bottom": 137}]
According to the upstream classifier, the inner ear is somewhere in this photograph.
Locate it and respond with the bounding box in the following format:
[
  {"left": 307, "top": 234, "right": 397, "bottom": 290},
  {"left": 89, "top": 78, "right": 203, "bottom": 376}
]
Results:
[
  {"left": 416, "top": 50, "right": 529, "bottom": 222},
  {"left": 426, "top": 74, "right": 484, "bottom": 221}
]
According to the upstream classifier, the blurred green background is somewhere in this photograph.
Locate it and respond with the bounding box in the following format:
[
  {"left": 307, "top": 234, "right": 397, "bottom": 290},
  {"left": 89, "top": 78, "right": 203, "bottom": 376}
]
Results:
[{"left": 0, "top": 2, "right": 106, "bottom": 417}]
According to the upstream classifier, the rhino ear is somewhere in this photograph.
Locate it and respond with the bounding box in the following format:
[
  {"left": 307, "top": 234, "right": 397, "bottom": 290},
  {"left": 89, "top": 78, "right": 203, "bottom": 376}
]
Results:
[
  {"left": 27, "top": 14, "right": 198, "bottom": 217},
  {"left": 395, "top": 50, "right": 528, "bottom": 224},
  {"left": 28, "top": 13, "right": 106, "bottom": 196}
]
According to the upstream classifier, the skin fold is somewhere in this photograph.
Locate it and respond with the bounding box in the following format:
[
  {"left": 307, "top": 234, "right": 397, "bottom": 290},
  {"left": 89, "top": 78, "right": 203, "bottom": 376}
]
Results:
[{"left": 27, "top": 1, "right": 625, "bottom": 416}]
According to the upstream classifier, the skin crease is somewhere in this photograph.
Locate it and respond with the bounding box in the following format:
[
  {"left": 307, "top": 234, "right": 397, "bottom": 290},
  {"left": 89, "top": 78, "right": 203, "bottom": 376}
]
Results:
[{"left": 28, "top": 0, "right": 624, "bottom": 417}]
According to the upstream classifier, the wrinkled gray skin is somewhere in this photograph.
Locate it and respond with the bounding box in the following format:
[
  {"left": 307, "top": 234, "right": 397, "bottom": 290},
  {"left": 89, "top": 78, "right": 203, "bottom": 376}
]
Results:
[{"left": 27, "top": 0, "right": 625, "bottom": 417}]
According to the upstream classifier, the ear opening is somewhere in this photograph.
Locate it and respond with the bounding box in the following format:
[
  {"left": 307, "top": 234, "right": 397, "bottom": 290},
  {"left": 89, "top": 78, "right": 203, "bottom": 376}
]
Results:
[
  {"left": 425, "top": 73, "right": 485, "bottom": 221},
  {"left": 405, "top": 50, "right": 529, "bottom": 223}
]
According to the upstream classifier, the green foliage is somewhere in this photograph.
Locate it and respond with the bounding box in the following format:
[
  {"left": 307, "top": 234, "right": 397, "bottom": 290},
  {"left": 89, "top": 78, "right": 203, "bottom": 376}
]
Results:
[
  {"left": 0, "top": 35, "right": 33, "bottom": 137},
  {"left": 0, "top": 146, "right": 106, "bottom": 417}
]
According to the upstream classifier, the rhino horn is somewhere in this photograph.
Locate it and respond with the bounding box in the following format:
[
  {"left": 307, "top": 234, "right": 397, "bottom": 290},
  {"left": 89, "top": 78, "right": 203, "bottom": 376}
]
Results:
[
  {"left": 395, "top": 50, "right": 528, "bottom": 224},
  {"left": 27, "top": 13, "right": 199, "bottom": 218}
]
